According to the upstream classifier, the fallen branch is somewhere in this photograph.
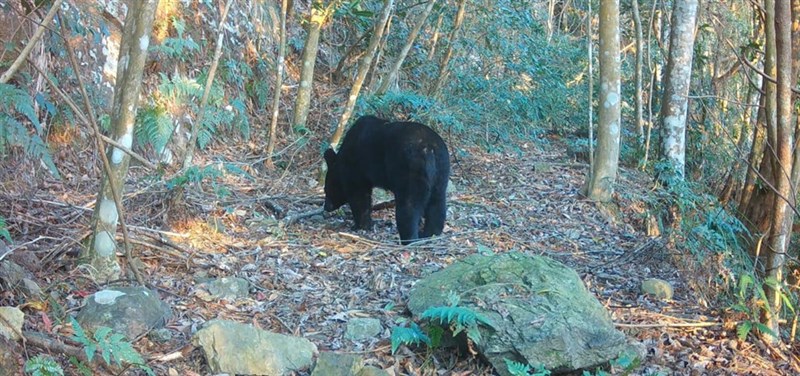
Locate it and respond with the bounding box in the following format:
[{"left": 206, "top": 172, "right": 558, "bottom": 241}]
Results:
[
  {"left": 283, "top": 208, "right": 324, "bottom": 226},
  {"left": 614, "top": 321, "right": 721, "bottom": 328},
  {"left": 23, "top": 330, "right": 118, "bottom": 374}
]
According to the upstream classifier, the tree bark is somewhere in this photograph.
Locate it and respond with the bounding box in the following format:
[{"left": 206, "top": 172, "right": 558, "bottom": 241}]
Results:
[
  {"left": 582, "top": 0, "right": 620, "bottom": 202},
  {"left": 376, "top": 0, "right": 437, "bottom": 95},
  {"left": 430, "top": 0, "right": 467, "bottom": 97},
  {"left": 291, "top": 1, "right": 334, "bottom": 130},
  {"left": 763, "top": 0, "right": 793, "bottom": 343},
  {"left": 82, "top": 0, "right": 159, "bottom": 281},
  {"left": 427, "top": 11, "right": 444, "bottom": 60},
  {"left": 266, "top": 0, "right": 288, "bottom": 168},
  {"left": 631, "top": 0, "right": 645, "bottom": 144},
  {"left": 658, "top": 0, "right": 699, "bottom": 183}
]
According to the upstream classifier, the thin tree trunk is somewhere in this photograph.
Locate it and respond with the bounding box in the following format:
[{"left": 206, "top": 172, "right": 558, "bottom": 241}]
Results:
[
  {"left": 291, "top": 1, "right": 333, "bottom": 130},
  {"left": 0, "top": 0, "right": 62, "bottom": 84},
  {"left": 631, "top": 0, "right": 645, "bottom": 144},
  {"left": 430, "top": 0, "right": 467, "bottom": 97},
  {"left": 582, "top": 0, "right": 620, "bottom": 202},
  {"left": 183, "top": 0, "right": 235, "bottom": 169},
  {"left": 82, "top": 0, "right": 159, "bottom": 281},
  {"left": 587, "top": 0, "right": 594, "bottom": 168},
  {"left": 326, "top": 0, "right": 396, "bottom": 151},
  {"left": 427, "top": 11, "right": 444, "bottom": 60},
  {"left": 658, "top": 0, "right": 699, "bottom": 183},
  {"left": 366, "top": 15, "right": 393, "bottom": 92},
  {"left": 266, "top": 0, "right": 288, "bottom": 168},
  {"left": 376, "top": 0, "right": 437, "bottom": 95},
  {"left": 743, "top": 0, "right": 778, "bottom": 233},
  {"left": 764, "top": 0, "right": 793, "bottom": 343},
  {"left": 739, "top": 85, "right": 766, "bottom": 210}
]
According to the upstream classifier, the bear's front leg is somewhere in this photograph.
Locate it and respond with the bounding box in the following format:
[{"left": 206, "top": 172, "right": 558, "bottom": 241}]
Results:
[{"left": 348, "top": 191, "right": 373, "bottom": 230}]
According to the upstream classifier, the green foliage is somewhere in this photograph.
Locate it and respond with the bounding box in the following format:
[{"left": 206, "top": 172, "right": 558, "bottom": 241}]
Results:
[
  {"left": 166, "top": 165, "right": 232, "bottom": 198},
  {"left": 0, "top": 216, "right": 10, "bottom": 242},
  {"left": 358, "top": 91, "right": 462, "bottom": 132},
  {"left": 68, "top": 357, "right": 92, "bottom": 376},
  {"left": 391, "top": 322, "right": 431, "bottom": 354},
  {"left": 135, "top": 105, "right": 174, "bottom": 153},
  {"left": 24, "top": 355, "right": 64, "bottom": 376},
  {"left": 504, "top": 359, "right": 550, "bottom": 376},
  {"left": 420, "top": 305, "right": 495, "bottom": 345},
  {"left": 0, "top": 83, "right": 60, "bottom": 178},
  {"left": 69, "top": 317, "right": 153, "bottom": 375},
  {"left": 730, "top": 274, "right": 781, "bottom": 340},
  {"left": 150, "top": 17, "right": 200, "bottom": 60}
]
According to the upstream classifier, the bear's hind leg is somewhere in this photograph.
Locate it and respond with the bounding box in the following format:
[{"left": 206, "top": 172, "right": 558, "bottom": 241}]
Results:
[
  {"left": 395, "top": 194, "right": 423, "bottom": 245},
  {"left": 422, "top": 190, "right": 446, "bottom": 238}
]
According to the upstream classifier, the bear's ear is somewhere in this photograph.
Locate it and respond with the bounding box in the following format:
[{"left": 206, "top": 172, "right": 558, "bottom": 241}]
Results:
[{"left": 324, "top": 148, "right": 337, "bottom": 164}]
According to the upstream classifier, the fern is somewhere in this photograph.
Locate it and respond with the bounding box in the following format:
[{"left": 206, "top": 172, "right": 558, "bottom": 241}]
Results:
[
  {"left": 24, "top": 355, "right": 64, "bottom": 376},
  {"left": 391, "top": 322, "right": 431, "bottom": 354},
  {"left": 420, "top": 305, "right": 495, "bottom": 345},
  {"left": 69, "top": 317, "right": 154, "bottom": 375},
  {"left": 0, "top": 83, "right": 60, "bottom": 178},
  {"left": 135, "top": 105, "right": 174, "bottom": 153},
  {"left": 150, "top": 17, "right": 199, "bottom": 60}
]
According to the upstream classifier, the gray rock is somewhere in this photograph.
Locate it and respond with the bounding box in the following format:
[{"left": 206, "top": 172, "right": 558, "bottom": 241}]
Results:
[
  {"left": 0, "top": 307, "right": 23, "bottom": 341},
  {"left": 408, "top": 252, "right": 633, "bottom": 375},
  {"left": 344, "top": 318, "right": 382, "bottom": 342},
  {"left": 20, "top": 278, "right": 41, "bottom": 297},
  {"left": 0, "top": 260, "right": 29, "bottom": 287},
  {"left": 199, "top": 277, "right": 250, "bottom": 301},
  {"left": 357, "top": 365, "right": 390, "bottom": 376},
  {"left": 148, "top": 328, "right": 173, "bottom": 343},
  {"left": 311, "top": 352, "right": 363, "bottom": 376},
  {"left": 76, "top": 286, "right": 171, "bottom": 340},
  {"left": 641, "top": 278, "right": 674, "bottom": 300},
  {"left": 193, "top": 319, "right": 317, "bottom": 375}
]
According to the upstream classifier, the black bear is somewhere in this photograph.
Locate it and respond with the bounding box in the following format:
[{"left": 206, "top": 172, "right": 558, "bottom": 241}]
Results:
[{"left": 323, "top": 115, "right": 450, "bottom": 245}]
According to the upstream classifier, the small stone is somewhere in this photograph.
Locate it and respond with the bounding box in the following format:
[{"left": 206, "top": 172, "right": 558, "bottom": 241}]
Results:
[
  {"left": 20, "top": 278, "right": 41, "bottom": 297},
  {"left": 641, "top": 278, "right": 674, "bottom": 300},
  {"left": 344, "top": 318, "right": 382, "bottom": 342},
  {"left": 148, "top": 328, "right": 173, "bottom": 343},
  {"left": 357, "top": 365, "right": 391, "bottom": 376},
  {"left": 311, "top": 352, "right": 363, "bottom": 376}
]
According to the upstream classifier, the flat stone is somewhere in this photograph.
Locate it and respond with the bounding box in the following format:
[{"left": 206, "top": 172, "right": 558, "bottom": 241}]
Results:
[{"left": 344, "top": 318, "right": 382, "bottom": 342}]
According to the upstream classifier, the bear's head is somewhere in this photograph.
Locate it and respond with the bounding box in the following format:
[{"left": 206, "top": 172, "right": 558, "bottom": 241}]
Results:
[{"left": 323, "top": 148, "right": 346, "bottom": 211}]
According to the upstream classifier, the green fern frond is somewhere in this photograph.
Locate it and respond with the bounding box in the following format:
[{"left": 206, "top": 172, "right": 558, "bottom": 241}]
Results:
[
  {"left": 24, "top": 355, "right": 64, "bottom": 376},
  {"left": 391, "top": 322, "right": 431, "bottom": 354}
]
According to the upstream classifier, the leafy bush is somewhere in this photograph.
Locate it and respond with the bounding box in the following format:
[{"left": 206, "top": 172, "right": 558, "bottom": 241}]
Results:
[{"left": 69, "top": 317, "right": 153, "bottom": 375}]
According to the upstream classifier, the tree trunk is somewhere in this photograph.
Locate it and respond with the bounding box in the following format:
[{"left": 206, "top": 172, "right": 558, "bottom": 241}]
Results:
[
  {"left": 743, "top": 0, "right": 778, "bottom": 233},
  {"left": 582, "top": 0, "right": 620, "bottom": 202},
  {"left": 763, "top": 0, "right": 793, "bottom": 343},
  {"left": 376, "top": 0, "right": 437, "bottom": 95},
  {"left": 427, "top": 11, "right": 444, "bottom": 60},
  {"left": 326, "top": 0, "right": 396, "bottom": 151},
  {"left": 182, "top": 0, "right": 234, "bottom": 169},
  {"left": 658, "top": 0, "right": 698, "bottom": 183},
  {"left": 266, "top": 0, "right": 288, "bottom": 168},
  {"left": 739, "top": 84, "right": 766, "bottom": 211},
  {"left": 82, "top": 0, "right": 159, "bottom": 281},
  {"left": 291, "top": 1, "right": 332, "bottom": 130},
  {"left": 430, "top": 0, "right": 467, "bottom": 97},
  {"left": 631, "top": 0, "right": 645, "bottom": 144}
]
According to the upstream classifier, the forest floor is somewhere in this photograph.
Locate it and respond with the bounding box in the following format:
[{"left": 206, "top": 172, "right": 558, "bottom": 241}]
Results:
[{"left": 3, "top": 136, "right": 800, "bottom": 375}]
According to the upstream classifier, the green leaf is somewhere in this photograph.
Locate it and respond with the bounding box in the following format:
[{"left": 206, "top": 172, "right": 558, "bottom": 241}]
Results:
[
  {"left": 390, "top": 323, "right": 431, "bottom": 354},
  {"left": 736, "top": 321, "right": 752, "bottom": 340}
]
